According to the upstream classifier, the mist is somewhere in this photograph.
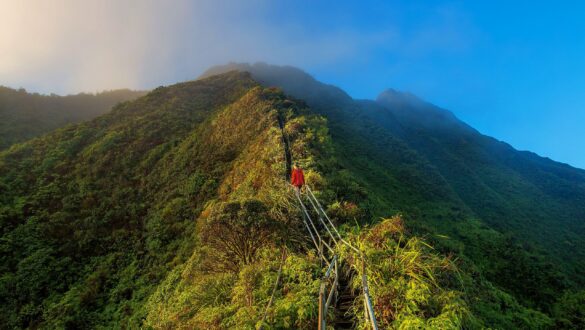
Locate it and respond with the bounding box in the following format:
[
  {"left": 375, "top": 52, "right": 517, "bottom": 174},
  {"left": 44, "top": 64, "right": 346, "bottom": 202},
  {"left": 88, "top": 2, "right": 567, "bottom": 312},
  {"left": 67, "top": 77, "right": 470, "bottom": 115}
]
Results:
[
  {"left": 0, "top": 1, "right": 366, "bottom": 94},
  {"left": 0, "top": 0, "right": 469, "bottom": 95},
  {"left": 2, "top": 1, "right": 584, "bottom": 168}
]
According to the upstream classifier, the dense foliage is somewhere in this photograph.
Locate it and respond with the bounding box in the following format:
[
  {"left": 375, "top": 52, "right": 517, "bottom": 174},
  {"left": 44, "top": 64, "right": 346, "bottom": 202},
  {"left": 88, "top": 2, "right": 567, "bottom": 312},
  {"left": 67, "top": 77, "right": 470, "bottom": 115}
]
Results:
[
  {"left": 0, "top": 86, "right": 145, "bottom": 150},
  {"left": 0, "top": 73, "right": 267, "bottom": 328},
  {"left": 205, "top": 63, "right": 585, "bottom": 327},
  {"left": 340, "top": 216, "right": 473, "bottom": 329},
  {"left": 1, "top": 67, "right": 584, "bottom": 329}
]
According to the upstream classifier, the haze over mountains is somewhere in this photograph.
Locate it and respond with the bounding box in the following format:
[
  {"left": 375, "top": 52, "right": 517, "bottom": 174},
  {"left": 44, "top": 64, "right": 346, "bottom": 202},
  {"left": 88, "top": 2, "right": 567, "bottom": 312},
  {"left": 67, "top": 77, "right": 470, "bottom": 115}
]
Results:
[
  {"left": 205, "top": 64, "right": 585, "bottom": 273},
  {"left": 205, "top": 63, "right": 585, "bottom": 322},
  {"left": 1, "top": 64, "right": 584, "bottom": 328},
  {"left": 0, "top": 86, "right": 146, "bottom": 150}
]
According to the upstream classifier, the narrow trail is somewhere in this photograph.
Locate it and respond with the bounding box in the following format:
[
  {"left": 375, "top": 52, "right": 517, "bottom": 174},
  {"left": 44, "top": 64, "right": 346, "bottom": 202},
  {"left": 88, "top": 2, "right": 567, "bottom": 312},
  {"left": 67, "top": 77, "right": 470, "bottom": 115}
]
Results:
[
  {"left": 268, "top": 111, "right": 377, "bottom": 329},
  {"left": 335, "top": 271, "right": 357, "bottom": 329},
  {"left": 298, "top": 186, "right": 378, "bottom": 329},
  {"left": 277, "top": 114, "right": 292, "bottom": 180}
]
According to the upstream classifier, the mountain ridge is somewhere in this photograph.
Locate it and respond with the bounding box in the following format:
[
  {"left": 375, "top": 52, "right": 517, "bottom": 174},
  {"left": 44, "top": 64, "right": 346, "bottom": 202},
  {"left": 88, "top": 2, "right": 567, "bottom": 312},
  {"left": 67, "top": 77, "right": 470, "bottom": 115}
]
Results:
[
  {"left": 0, "top": 67, "right": 583, "bottom": 328},
  {"left": 205, "top": 62, "right": 585, "bottom": 171},
  {"left": 0, "top": 85, "right": 146, "bottom": 151},
  {"left": 201, "top": 63, "right": 585, "bottom": 313}
]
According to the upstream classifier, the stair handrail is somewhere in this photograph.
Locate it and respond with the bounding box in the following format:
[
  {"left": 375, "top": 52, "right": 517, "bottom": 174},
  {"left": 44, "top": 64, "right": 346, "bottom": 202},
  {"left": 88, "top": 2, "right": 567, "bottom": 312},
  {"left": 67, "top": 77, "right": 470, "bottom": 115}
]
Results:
[
  {"left": 302, "top": 185, "right": 379, "bottom": 330},
  {"left": 295, "top": 191, "right": 334, "bottom": 264},
  {"left": 304, "top": 191, "right": 339, "bottom": 246},
  {"left": 362, "top": 262, "right": 378, "bottom": 329},
  {"left": 318, "top": 255, "right": 339, "bottom": 330},
  {"left": 306, "top": 186, "right": 361, "bottom": 255}
]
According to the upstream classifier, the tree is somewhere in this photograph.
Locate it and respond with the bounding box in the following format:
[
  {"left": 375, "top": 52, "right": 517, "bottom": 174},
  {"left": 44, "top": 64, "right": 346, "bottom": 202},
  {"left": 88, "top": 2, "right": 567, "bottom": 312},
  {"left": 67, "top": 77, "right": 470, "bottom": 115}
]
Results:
[{"left": 200, "top": 199, "right": 280, "bottom": 272}]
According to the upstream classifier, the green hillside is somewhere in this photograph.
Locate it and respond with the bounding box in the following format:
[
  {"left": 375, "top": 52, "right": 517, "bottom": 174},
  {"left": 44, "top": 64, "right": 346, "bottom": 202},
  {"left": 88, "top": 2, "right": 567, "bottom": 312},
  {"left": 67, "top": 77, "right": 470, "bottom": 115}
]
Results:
[
  {"left": 0, "top": 86, "right": 146, "bottom": 150},
  {"left": 204, "top": 63, "right": 585, "bottom": 327},
  {"left": 1, "top": 69, "right": 584, "bottom": 329}
]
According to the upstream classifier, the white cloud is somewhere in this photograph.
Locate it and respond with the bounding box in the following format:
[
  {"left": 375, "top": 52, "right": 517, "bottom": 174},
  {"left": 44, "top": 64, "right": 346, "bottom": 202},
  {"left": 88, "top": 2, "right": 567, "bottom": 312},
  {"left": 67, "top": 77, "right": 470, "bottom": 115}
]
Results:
[
  {"left": 1, "top": 0, "right": 194, "bottom": 93},
  {"left": 0, "top": 0, "right": 471, "bottom": 94}
]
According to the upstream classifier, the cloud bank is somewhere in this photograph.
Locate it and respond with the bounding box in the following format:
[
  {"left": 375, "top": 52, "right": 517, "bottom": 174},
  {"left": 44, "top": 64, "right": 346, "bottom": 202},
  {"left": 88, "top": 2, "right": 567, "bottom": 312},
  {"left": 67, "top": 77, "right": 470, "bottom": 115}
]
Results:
[{"left": 0, "top": 0, "right": 470, "bottom": 94}]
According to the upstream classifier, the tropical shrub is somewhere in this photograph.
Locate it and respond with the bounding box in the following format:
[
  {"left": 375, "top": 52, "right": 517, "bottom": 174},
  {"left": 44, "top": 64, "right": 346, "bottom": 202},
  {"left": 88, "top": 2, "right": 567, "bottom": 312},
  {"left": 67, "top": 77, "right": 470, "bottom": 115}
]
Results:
[{"left": 340, "top": 216, "right": 474, "bottom": 329}]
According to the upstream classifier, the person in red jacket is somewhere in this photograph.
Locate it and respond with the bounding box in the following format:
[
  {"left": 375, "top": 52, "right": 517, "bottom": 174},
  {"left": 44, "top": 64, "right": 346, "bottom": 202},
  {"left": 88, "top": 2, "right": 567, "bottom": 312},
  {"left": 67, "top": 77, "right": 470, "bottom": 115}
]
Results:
[{"left": 291, "top": 162, "right": 305, "bottom": 193}]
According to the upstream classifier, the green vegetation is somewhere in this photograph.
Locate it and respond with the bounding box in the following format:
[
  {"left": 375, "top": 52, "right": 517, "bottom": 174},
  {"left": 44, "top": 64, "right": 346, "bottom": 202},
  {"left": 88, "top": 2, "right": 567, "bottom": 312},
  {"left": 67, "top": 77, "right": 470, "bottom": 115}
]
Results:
[
  {"left": 340, "top": 216, "right": 473, "bottom": 329},
  {"left": 204, "top": 63, "right": 585, "bottom": 328},
  {"left": 0, "top": 73, "right": 264, "bottom": 328},
  {"left": 1, "top": 67, "right": 584, "bottom": 328},
  {"left": 0, "top": 86, "right": 145, "bottom": 150},
  {"left": 0, "top": 72, "right": 339, "bottom": 328}
]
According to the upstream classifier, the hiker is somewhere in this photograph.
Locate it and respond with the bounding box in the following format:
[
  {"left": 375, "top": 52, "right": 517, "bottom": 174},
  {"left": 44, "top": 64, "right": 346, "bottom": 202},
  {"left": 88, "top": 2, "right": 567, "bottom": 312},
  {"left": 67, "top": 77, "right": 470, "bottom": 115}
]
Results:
[{"left": 291, "top": 163, "right": 305, "bottom": 194}]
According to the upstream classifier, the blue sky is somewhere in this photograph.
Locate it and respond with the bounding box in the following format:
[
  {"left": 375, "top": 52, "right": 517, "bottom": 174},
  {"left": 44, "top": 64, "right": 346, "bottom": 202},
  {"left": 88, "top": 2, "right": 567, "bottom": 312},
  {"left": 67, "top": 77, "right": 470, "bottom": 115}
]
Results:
[
  {"left": 1, "top": 1, "right": 584, "bottom": 168},
  {"left": 292, "top": 1, "right": 585, "bottom": 169}
]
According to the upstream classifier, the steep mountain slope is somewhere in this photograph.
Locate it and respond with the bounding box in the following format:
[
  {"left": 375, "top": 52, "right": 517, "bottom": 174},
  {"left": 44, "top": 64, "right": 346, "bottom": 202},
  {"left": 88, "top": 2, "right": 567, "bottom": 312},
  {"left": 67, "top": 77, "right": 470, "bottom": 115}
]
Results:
[
  {"left": 0, "top": 86, "right": 146, "bottom": 150},
  {"left": 0, "top": 71, "right": 478, "bottom": 329},
  {"left": 0, "top": 72, "right": 265, "bottom": 327},
  {"left": 373, "top": 89, "right": 585, "bottom": 272},
  {"left": 1, "top": 66, "right": 583, "bottom": 328},
  {"left": 204, "top": 63, "right": 585, "bottom": 324}
]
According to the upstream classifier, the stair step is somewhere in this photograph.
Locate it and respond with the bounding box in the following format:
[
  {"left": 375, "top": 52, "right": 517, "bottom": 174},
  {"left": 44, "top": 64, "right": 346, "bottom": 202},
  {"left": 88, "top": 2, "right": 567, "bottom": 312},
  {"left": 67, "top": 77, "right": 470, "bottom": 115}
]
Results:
[
  {"left": 333, "top": 320, "right": 355, "bottom": 330},
  {"left": 334, "top": 322, "right": 353, "bottom": 327},
  {"left": 332, "top": 266, "right": 357, "bottom": 329}
]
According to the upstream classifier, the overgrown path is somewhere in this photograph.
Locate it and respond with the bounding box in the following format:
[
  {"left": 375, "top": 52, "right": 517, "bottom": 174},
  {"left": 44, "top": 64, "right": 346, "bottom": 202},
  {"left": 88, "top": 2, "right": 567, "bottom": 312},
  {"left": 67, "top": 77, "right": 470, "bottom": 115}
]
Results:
[
  {"left": 298, "top": 186, "right": 378, "bottom": 329},
  {"left": 277, "top": 114, "right": 292, "bottom": 180},
  {"left": 273, "top": 110, "right": 377, "bottom": 329}
]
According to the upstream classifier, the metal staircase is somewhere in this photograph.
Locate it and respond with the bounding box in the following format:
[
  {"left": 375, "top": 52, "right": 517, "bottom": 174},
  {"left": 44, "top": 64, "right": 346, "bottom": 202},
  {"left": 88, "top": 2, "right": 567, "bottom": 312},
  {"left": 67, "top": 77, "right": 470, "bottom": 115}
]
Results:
[{"left": 297, "top": 186, "right": 378, "bottom": 330}]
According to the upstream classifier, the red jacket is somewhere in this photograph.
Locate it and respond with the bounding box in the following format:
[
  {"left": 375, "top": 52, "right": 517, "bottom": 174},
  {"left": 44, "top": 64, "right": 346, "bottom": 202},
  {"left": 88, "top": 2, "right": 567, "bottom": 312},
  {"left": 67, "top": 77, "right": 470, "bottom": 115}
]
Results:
[{"left": 291, "top": 168, "right": 305, "bottom": 187}]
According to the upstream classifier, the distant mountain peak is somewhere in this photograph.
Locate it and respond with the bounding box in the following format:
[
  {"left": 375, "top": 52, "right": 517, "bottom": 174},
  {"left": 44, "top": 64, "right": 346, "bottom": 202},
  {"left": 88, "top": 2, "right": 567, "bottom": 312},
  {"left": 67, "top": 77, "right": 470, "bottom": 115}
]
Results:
[
  {"left": 201, "top": 62, "right": 353, "bottom": 109},
  {"left": 375, "top": 87, "right": 466, "bottom": 131},
  {"left": 377, "top": 88, "right": 425, "bottom": 107},
  {"left": 203, "top": 62, "right": 467, "bottom": 132},
  {"left": 201, "top": 62, "right": 312, "bottom": 80}
]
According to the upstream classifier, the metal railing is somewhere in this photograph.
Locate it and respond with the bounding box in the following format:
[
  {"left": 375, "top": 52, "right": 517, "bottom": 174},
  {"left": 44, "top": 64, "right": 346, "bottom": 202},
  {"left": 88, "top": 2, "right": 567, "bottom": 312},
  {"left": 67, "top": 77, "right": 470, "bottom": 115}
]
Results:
[
  {"left": 318, "top": 255, "right": 338, "bottom": 330},
  {"left": 295, "top": 185, "right": 378, "bottom": 330},
  {"left": 276, "top": 121, "right": 376, "bottom": 328},
  {"left": 296, "top": 191, "right": 335, "bottom": 258},
  {"left": 361, "top": 262, "right": 378, "bottom": 329}
]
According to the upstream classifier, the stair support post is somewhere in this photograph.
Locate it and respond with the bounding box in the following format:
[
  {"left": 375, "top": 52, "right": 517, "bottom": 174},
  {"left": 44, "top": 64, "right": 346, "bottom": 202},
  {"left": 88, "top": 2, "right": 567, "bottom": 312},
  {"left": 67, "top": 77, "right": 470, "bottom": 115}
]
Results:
[{"left": 318, "top": 284, "right": 326, "bottom": 330}]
